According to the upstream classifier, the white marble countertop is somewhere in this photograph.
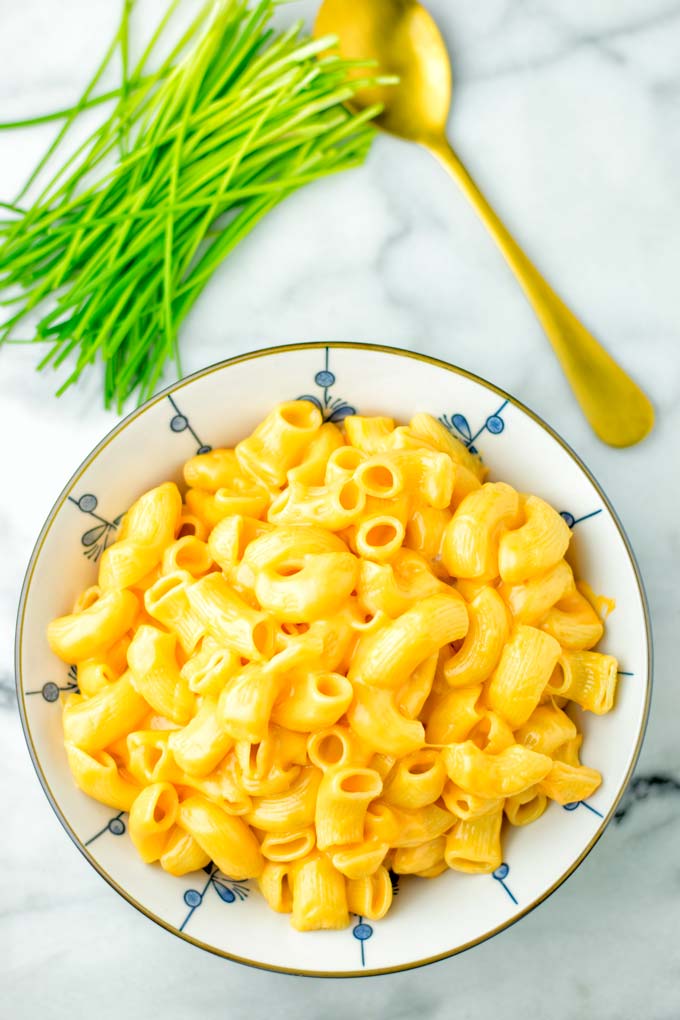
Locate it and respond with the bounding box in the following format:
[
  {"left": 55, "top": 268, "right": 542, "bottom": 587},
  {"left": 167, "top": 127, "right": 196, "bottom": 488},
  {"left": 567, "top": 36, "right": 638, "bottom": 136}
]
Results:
[{"left": 2, "top": 0, "right": 680, "bottom": 1015}]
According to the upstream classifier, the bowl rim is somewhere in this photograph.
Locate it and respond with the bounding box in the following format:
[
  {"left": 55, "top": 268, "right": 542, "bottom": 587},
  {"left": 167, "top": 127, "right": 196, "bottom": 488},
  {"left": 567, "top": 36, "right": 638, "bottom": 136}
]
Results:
[{"left": 15, "top": 340, "right": 653, "bottom": 978}]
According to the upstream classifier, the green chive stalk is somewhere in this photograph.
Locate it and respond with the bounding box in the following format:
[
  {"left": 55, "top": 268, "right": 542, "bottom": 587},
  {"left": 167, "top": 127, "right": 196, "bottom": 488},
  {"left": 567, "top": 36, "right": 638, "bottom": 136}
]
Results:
[{"left": 0, "top": 0, "right": 390, "bottom": 409}]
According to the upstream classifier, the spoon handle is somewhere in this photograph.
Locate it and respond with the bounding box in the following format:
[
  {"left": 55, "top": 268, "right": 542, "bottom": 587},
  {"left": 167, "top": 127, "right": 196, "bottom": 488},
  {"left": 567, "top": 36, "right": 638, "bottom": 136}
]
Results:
[{"left": 428, "top": 138, "right": 654, "bottom": 447}]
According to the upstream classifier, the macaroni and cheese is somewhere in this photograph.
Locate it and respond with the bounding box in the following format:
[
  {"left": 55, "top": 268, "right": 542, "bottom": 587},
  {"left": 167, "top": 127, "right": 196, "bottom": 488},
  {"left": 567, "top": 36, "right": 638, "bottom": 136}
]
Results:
[{"left": 48, "top": 403, "right": 618, "bottom": 930}]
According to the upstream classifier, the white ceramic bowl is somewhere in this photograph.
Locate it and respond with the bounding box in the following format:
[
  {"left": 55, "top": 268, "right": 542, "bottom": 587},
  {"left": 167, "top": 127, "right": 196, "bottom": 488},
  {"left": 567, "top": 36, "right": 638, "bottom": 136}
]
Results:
[{"left": 16, "top": 342, "right": 651, "bottom": 976}]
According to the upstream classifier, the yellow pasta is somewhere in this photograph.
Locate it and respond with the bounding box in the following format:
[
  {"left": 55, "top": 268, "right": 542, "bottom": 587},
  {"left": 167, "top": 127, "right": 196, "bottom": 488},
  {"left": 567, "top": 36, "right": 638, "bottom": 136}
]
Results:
[
  {"left": 183, "top": 448, "right": 242, "bottom": 492},
  {"left": 403, "top": 506, "right": 452, "bottom": 576},
  {"left": 268, "top": 477, "right": 366, "bottom": 530},
  {"left": 399, "top": 449, "right": 456, "bottom": 509},
  {"left": 442, "top": 742, "right": 553, "bottom": 798},
  {"left": 52, "top": 401, "right": 618, "bottom": 931},
  {"left": 178, "top": 794, "right": 264, "bottom": 879},
  {"left": 99, "top": 482, "right": 182, "bottom": 590},
  {"left": 449, "top": 467, "right": 485, "bottom": 511},
  {"left": 207, "top": 514, "right": 273, "bottom": 576},
  {"left": 397, "top": 652, "right": 438, "bottom": 720},
  {"left": 325, "top": 444, "right": 367, "bottom": 484},
  {"left": 258, "top": 862, "right": 294, "bottom": 913},
  {"left": 217, "top": 663, "right": 282, "bottom": 743},
  {"left": 235, "top": 401, "right": 323, "bottom": 487},
  {"left": 424, "top": 684, "right": 483, "bottom": 745},
  {"left": 356, "top": 449, "right": 455, "bottom": 509},
  {"left": 240, "top": 523, "right": 346, "bottom": 573},
  {"left": 504, "top": 786, "right": 548, "bottom": 826},
  {"left": 76, "top": 659, "right": 119, "bottom": 699},
  {"left": 176, "top": 510, "right": 209, "bottom": 542},
  {"left": 498, "top": 559, "right": 574, "bottom": 626},
  {"left": 467, "top": 710, "right": 515, "bottom": 754},
  {"left": 539, "top": 761, "right": 602, "bottom": 804},
  {"left": 354, "top": 515, "right": 406, "bottom": 563},
  {"left": 514, "top": 702, "right": 577, "bottom": 755},
  {"left": 185, "top": 482, "right": 270, "bottom": 529},
  {"left": 442, "top": 482, "right": 521, "bottom": 579},
  {"left": 234, "top": 735, "right": 302, "bottom": 798},
  {"left": 187, "top": 572, "right": 276, "bottom": 660},
  {"left": 315, "top": 766, "right": 383, "bottom": 849},
  {"left": 545, "top": 650, "right": 619, "bottom": 714},
  {"left": 290, "top": 852, "right": 349, "bottom": 931},
  {"left": 281, "top": 610, "right": 357, "bottom": 674},
  {"left": 369, "top": 753, "right": 398, "bottom": 781},
  {"left": 554, "top": 733, "right": 583, "bottom": 768},
  {"left": 106, "top": 633, "right": 132, "bottom": 671},
  {"left": 349, "top": 592, "right": 468, "bottom": 690},
  {"left": 161, "top": 535, "right": 213, "bottom": 577},
  {"left": 306, "top": 725, "right": 368, "bottom": 771},
  {"left": 445, "top": 807, "right": 503, "bottom": 873},
  {"left": 408, "top": 412, "right": 487, "bottom": 480},
  {"left": 363, "top": 800, "right": 399, "bottom": 844},
  {"left": 71, "top": 585, "right": 102, "bottom": 614},
  {"left": 144, "top": 571, "right": 206, "bottom": 655},
  {"left": 357, "top": 549, "right": 447, "bottom": 618},
  {"left": 65, "top": 744, "right": 140, "bottom": 811},
  {"left": 289, "top": 422, "right": 345, "bottom": 486},
  {"left": 101, "top": 483, "right": 182, "bottom": 591},
  {"left": 168, "top": 695, "right": 233, "bottom": 776},
  {"left": 254, "top": 551, "right": 358, "bottom": 622},
  {"left": 541, "top": 589, "right": 605, "bottom": 650},
  {"left": 385, "top": 803, "right": 454, "bottom": 847},
  {"left": 443, "top": 586, "right": 509, "bottom": 687},
  {"left": 392, "top": 836, "right": 446, "bottom": 875},
  {"left": 347, "top": 682, "right": 425, "bottom": 757},
  {"left": 346, "top": 866, "right": 393, "bottom": 920},
  {"left": 498, "top": 495, "right": 572, "bottom": 584},
  {"left": 271, "top": 671, "right": 353, "bottom": 732},
  {"left": 62, "top": 672, "right": 148, "bottom": 752},
  {"left": 486, "top": 625, "right": 561, "bottom": 728},
  {"left": 48, "top": 589, "right": 138, "bottom": 663},
  {"left": 414, "top": 862, "right": 449, "bottom": 879},
  {"left": 331, "top": 840, "right": 389, "bottom": 879},
  {"left": 441, "top": 780, "right": 502, "bottom": 821},
  {"left": 260, "top": 828, "right": 316, "bottom": 863},
  {"left": 181, "top": 756, "right": 252, "bottom": 813},
  {"left": 354, "top": 454, "right": 404, "bottom": 498},
  {"left": 382, "top": 749, "right": 446, "bottom": 809},
  {"left": 160, "top": 827, "right": 212, "bottom": 876},
  {"left": 129, "top": 782, "right": 179, "bottom": 863},
  {"left": 179, "top": 636, "right": 241, "bottom": 696},
  {"left": 127, "top": 625, "right": 196, "bottom": 725},
  {"left": 343, "top": 414, "right": 395, "bottom": 452},
  {"left": 453, "top": 578, "right": 490, "bottom": 602},
  {"left": 126, "top": 730, "right": 177, "bottom": 785},
  {"left": 245, "top": 767, "right": 322, "bottom": 833}
]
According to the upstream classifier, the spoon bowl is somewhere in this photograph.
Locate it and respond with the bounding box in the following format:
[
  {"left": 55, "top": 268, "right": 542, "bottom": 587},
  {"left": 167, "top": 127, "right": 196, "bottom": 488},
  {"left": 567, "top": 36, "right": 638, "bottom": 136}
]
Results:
[{"left": 316, "top": 0, "right": 451, "bottom": 140}]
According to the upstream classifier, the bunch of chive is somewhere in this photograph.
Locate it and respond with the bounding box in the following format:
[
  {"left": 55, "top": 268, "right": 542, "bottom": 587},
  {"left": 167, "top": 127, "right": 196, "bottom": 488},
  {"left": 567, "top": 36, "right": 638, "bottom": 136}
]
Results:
[{"left": 0, "top": 0, "right": 387, "bottom": 409}]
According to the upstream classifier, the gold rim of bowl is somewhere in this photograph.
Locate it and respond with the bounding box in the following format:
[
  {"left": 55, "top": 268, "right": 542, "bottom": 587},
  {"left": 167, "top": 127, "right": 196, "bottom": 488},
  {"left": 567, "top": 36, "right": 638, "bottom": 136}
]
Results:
[{"left": 14, "top": 341, "right": 653, "bottom": 978}]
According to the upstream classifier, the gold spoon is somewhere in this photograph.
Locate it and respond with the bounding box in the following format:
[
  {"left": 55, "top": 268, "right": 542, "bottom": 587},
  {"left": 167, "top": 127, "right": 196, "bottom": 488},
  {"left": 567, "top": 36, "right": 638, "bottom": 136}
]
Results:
[{"left": 315, "top": 0, "right": 654, "bottom": 447}]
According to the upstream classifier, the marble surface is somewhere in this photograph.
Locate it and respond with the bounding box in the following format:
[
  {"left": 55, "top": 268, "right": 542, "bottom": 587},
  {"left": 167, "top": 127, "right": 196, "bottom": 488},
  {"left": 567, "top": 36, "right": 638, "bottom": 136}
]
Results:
[{"left": 2, "top": 0, "right": 679, "bottom": 1015}]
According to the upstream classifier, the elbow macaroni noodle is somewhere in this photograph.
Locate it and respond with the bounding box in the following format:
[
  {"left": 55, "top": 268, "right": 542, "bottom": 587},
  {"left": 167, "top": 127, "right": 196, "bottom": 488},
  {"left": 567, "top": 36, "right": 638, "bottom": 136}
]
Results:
[{"left": 49, "top": 404, "right": 618, "bottom": 930}]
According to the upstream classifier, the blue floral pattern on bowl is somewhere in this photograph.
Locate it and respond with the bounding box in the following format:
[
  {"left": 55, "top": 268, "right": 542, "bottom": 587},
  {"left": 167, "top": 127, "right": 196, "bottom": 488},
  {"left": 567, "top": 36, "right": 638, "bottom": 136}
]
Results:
[
  {"left": 167, "top": 394, "right": 212, "bottom": 454},
  {"left": 492, "top": 863, "right": 517, "bottom": 905},
  {"left": 26, "top": 664, "right": 78, "bottom": 701},
  {"left": 180, "top": 864, "right": 250, "bottom": 933},
  {"left": 297, "top": 347, "right": 357, "bottom": 422},
  {"left": 85, "top": 811, "right": 127, "bottom": 846},
  {"left": 68, "top": 494, "right": 122, "bottom": 562},
  {"left": 440, "top": 402, "right": 508, "bottom": 456}
]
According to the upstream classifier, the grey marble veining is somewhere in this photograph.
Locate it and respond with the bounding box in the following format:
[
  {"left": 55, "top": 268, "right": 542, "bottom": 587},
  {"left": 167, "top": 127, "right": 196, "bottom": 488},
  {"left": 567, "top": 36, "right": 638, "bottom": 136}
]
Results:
[{"left": 2, "top": 0, "right": 680, "bottom": 1016}]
